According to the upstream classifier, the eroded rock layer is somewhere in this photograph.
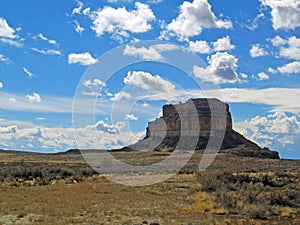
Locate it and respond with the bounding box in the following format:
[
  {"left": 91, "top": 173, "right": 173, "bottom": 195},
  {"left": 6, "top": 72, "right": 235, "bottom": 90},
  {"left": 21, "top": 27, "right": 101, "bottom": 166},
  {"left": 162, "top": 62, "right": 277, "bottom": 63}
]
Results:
[{"left": 128, "top": 98, "right": 279, "bottom": 159}]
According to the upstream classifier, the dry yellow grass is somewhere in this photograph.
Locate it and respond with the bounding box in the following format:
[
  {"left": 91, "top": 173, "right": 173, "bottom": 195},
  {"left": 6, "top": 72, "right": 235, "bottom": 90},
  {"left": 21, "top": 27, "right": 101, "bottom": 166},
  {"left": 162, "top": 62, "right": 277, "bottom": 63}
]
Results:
[{"left": 0, "top": 150, "right": 299, "bottom": 224}]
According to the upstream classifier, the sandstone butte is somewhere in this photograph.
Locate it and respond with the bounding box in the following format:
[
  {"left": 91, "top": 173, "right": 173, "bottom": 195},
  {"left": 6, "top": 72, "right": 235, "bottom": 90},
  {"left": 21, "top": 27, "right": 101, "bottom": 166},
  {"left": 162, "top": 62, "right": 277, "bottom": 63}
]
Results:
[{"left": 126, "top": 98, "right": 279, "bottom": 159}]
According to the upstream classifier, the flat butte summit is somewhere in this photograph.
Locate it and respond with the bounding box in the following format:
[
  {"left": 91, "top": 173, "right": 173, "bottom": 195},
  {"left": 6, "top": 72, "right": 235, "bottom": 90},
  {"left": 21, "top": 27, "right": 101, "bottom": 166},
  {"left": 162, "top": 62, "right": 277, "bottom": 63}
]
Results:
[{"left": 126, "top": 98, "right": 279, "bottom": 159}]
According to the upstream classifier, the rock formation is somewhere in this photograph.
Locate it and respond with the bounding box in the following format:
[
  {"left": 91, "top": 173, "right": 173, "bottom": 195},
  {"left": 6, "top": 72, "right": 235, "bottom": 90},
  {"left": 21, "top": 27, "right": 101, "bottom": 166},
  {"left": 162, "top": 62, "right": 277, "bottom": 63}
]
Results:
[{"left": 127, "top": 98, "right": 279, "bottom": 159}]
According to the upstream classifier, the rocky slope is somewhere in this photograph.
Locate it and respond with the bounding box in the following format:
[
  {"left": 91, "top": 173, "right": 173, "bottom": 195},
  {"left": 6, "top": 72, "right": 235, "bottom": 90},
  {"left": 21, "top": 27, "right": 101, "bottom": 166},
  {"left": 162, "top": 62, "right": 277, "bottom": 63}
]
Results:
[{"left": 127, "top": 98, "right": 279, "bottom": 159}]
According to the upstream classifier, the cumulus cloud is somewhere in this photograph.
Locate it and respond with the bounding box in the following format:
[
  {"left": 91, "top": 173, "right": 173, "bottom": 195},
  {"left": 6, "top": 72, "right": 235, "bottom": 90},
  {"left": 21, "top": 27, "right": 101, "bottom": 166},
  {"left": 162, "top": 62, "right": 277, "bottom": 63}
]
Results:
[
  {"left": 268, "top": 67, "right": 277, "bottom": 74},
  {"left": 68, "top": 52, "right": 98, "bottom": 65},
  {"left": 32, "top": 48, "right": 62, "bottom": 56},
  {"left": 111, "top": 91, "right": 131, "bottom": 101},
  {"left": 124, "top": 45, "right": 162, "bottom": 60},
  {"left": 82, "top": 7, "right": 91, "bottom": 16},
  {"left": 270, "top": 35, "right": 287, "bottom": 47},
  {"left": 124, "top": 114, "right": 138, "bottom": 121},
  {"left": 278, "top": 61, "right": 300, "bottom": 74},
  {"left": 0, "top": 17, "right": 22, "bottom": 47},
  {"left": 26, "top": 93, "right": 42, "bottom": 103},
  {"left": 260, "top": 0, "right": 300, "bottom": 30},
  {"left": 0, "top": 17, "right": 16, "bottom": 39},
  {"left": 249, "top": 44, "right": 268, "bottom": 57},
  {"left": 256, "top": 72, "right": 269, "bottom": 80},
  {"left": 83, "top": 78, "right": 106, "bottom": 90},
  {"left": 236, "top": 112, "right": 300, "bottom": 148},
  {"left": 0, "top": 119, "right": 145, "bottom": 151},
  {"left": 269, "top": 36, "right": 300, "bottom": 60},
  {"left": 123, "top": 44, "right": 178, "bottom": 60},
  {"left": 240, "top": 73, "right": 248, "bottom": 79},
  {"left": 0, "top": 82, "right": 3, "bottom": 89},
  {"left": 189, "top": 40, "right": 211, "bottom": 54},
  {"left": 124, "top": 71, "right": 176, "bottom": 93},
  {"left": 164, "top": 0, "right": 232, "bottom": 40},
  {"left": 0, "top": 126, "right": 17, "bottom": 134},
  {"left": 278, "top": 36, "right": 300, "bottom": 60},
  {"left": 90, "top": 2, "right": 155, "bottom": 39},
  {"left": 193, "top": 52, "right": 239, "bottom": 84},
  {"left": 23, "top": 67, "right": 36, "bottom": 78},
  {"left": 92, "top": 120, "right": 125, "bottom": 134},
  {"left": 212, "top": 36, "right": 235, "bottom": 51}
]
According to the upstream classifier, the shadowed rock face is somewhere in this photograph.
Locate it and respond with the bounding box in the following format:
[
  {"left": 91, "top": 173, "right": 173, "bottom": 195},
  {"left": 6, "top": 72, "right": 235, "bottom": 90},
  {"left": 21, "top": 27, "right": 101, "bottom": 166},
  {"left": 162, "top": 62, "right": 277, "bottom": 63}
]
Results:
[{"left": 128, "top": 98, "right": 279, "bottom": 159}]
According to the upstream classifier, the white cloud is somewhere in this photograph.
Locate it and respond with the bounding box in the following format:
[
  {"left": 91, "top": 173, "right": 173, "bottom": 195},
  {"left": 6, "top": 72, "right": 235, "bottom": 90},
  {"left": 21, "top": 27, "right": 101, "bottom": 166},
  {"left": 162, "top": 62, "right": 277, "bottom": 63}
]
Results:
[
  {"left": 269, "top": 36, "right": 300, "bottom": 60},
  {"left": 147, "top": 0, "right": 163, "bottom": 4},
  {"left": 236, "top": 112, "right": 300, "bottom": 148},
  {"left": 244, "top": 13, "right": 265, "bottom": 31},
  {"left": 124, "top": 71, "right": 175, "bottom": 93},
  {"left": 278, "top": 36, "right": 300, "bottom": 60},
  {"left": 0, "top": 82, "right": 3, "bottom": 88},
  {"left": 26, "top": 93, "right": 42, "bottom": 103},
  {"left": 189, "top": 40, "right": 211, "bottom": 54},
  {"left": 32, "top": 48, "right": 62, "bottom": 56},
  {"left": 212, "top": 36, "right": 235, "bottom": 52},
  {"left": 278, "top": 61, "right": 300, "bottom": 74},
  {"left": 0, "top": 37, "right": 22, "bottom": 47},
  {"left": 23, "top": 67, "right": 36, "bottom": 78},
  {"left": 37, "top": 33, "right": 57, "bottom": 45},
  {"left": 82, "top": 8, "right": 90, "bottom": 16},
  {"left": 0, "top": 126, "right": 17, "bottom": 134},
  {"left": 190, "top": 36, "right": 234, "bottom": 53},
  {"left": 256, "top": 72, "right": 269, "bottom": 80},
  {"left": 165, "top": 0, "right": 232, "bottom": 40},
  {"left": 92, "top": 120, "right": 125, "bottom": 134},
  {"left": 0, "top": 17, "right": 16, "bottom": 39},
  {"left": 124, "top": 45, "right": 162, "bottom": 60},
  {"left": 74, "top": 20, "right": 85, "bottom": 34},
  {"left": 208, "top": 87, "right": 300, "bottom": 114},
  {"left": 68, "top": 52, "right": 98, "bottom": 65},
  {"left": 249, "top": 44, "right": 268, "bottom": 57},
  {"left": 240, "top": 73, "right": 248, "bottom": 79},
  {"left": 0, "top": 91, "right": 138, "bottom": 116},
  {"left": 193, "top": 52, "right": 239, "bottom": 84},
  {"left": 152, "top": 43, "right": 179, "bottom": 52},
  {"left": 260, "top": 0, "right": 300, "bottom": 30},
  {"left": 111, "top": 91, "right": 131, "bottom": 101},
  {"left": 0, "top": 54, "right": 9, "bottom": 62},
  {"left": 72, "top": 1, "right": 84, "bottom": 15},
  {"left": 9, "top": 98, "right": 16, "bottom": 103},
  {"left": 91, "top": 2, "right": 155, "bottom": 39},
  {"left": 123, "top": 44, "right": 178, "bottom": 60},
  {"left": 83, "top": 78, "right": 106, "bottom": 90},
  {"left": 0, "top": 118, "right": 145, "bottom": 152},
  {"left": 268, "top": 67, "right": 277, "bottom": 74},
  {"left": 82, "top": 91, "right": 101, "bottom": 97},
  {"left": 270, "top": 35, "right": 287, "bottom": 47},
  {"left": 124, "top": 114, "right": 138, "bottom": 121},
  {"left": 36, "top": 117, "right": 46, "bottom": 121}
]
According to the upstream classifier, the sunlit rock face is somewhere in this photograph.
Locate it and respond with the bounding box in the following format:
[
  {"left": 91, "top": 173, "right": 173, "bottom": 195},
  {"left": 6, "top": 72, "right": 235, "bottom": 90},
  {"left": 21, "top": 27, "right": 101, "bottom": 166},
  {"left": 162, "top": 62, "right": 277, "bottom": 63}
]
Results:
[{"left": 128, "top": 98, "right": 279, "bottom": 159}]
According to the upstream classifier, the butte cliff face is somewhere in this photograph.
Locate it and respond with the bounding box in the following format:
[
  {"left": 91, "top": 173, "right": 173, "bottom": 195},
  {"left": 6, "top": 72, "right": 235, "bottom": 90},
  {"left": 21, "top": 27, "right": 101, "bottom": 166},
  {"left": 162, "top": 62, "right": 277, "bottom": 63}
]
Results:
[{"left": 128, "top": 98, "right": 279, "bottom": 159}]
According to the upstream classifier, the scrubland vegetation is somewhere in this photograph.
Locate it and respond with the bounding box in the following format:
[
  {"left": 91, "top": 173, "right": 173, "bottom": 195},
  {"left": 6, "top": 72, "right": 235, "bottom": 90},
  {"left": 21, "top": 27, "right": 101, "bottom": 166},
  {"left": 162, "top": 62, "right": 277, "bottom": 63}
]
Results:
[{"left": 0, "top": 150, "right": 299, "bottom": 224}]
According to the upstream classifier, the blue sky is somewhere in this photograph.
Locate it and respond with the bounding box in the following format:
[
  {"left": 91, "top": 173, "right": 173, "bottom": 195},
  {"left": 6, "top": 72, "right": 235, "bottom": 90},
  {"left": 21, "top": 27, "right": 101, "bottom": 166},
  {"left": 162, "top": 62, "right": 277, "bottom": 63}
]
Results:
[{"left": 0, "top": 0, "right": 299, "bottom": 159}]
